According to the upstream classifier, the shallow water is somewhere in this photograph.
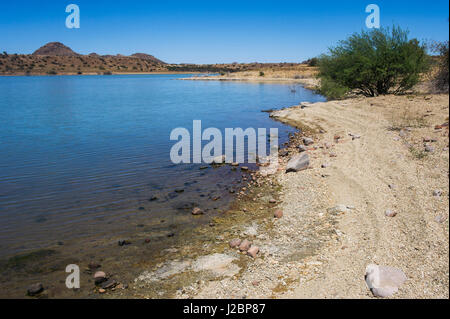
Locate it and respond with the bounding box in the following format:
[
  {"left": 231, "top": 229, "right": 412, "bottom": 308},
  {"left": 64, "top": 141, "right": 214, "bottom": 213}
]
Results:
[{"left": 0, "top": 74, "right": 325, "bottom": 258}]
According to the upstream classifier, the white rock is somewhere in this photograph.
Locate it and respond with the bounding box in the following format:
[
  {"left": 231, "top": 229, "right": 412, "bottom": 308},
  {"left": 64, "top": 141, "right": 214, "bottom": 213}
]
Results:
[{"left": 365, "top": 264, "right": 407, "bottom": 298}]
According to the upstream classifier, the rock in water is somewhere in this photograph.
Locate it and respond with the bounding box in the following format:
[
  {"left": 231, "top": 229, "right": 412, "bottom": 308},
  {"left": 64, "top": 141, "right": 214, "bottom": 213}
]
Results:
[
  {"left": 365, "top": 264, "right": 407, "bottom": 298},
  {"left": 27, "top": 283, "right": 44, "bottom": 296},
  {"left": 192, "top": 207, "right": 204, "bottom": 215},
  {"left": 286, "top": 153, "right": 310, "bottom": 173}
]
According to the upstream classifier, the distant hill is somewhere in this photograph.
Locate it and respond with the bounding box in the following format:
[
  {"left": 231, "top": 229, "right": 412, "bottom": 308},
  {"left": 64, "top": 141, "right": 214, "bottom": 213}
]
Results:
[
  {"left": 0, "top": 41, "right": 308, "bottom": 75},
  {"left": 33, "top": 42, "right": 80, "bottom": 57},
  {"left": 131, "top": 53, "right": 166, "bottom": 65}
]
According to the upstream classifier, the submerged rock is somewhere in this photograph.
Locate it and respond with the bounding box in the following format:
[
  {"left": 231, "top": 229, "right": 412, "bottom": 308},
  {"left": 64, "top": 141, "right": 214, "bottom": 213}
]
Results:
[
  {"left": 27, "top": 283, "right": 44, "bottom": 296},
  {"left": 192, "top": 207, "right": 204, "bottom": 215}
]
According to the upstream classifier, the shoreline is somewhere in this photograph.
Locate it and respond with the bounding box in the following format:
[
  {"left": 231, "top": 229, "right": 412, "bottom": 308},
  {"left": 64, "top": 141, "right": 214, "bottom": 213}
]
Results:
[{"left": 191, "top": 93, "right": 449, "bottom": 299}]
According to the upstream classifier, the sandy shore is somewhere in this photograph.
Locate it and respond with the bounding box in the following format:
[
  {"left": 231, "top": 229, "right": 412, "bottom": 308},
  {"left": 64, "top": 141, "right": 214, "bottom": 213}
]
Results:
[
  {"left": 142, "top": 93, "right": 448, "bottom": 299},
  {"left": 181, "top": 69, "right": 319, "bottom": 90}
]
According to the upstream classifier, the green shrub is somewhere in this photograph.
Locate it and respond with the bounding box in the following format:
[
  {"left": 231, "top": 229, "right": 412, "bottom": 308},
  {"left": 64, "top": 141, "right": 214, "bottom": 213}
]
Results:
[
  {"left": 259, "top": 71, "right": 265, "bottom": 77},
  {"left": 317, "top": 77, "right": 349, "bottom": 99},
  {"left": 318, "top": 26, "right": 429, "bottom": 98}
]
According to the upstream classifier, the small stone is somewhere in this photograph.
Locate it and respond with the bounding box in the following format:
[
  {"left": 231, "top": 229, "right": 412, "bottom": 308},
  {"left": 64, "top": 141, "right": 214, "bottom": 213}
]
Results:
[
  {"left": 435, "top": 215, "right": 446, "bottom": 223},
  {"left": 388, "top": 184, "right": 397, "bottom": 190},
  {"left": 94, "top": 271, "right": 106, "bottom": 279},
  {"left": 239, "top": 239, "right": 252, "bottom": 252},
  {"left": 274, "top": 210, "right": 283, "bottom": 218},
  {"left": 298, "top": 145, "right": 307, "bottom": 152},
  {"left": 98, "top": 288, "right": 106, "bottom": 294},
  {"left": 269, "top": 198, "right": 277, "bottom": 204},
  {"left": 229, "top": 238, "right": 242, "bottom": 248},
  {"left": 329, "top": 152, "right": 337, "bottom": 158},
  {"left": 27, "top": 283, "right": 44, "bottom": 296},
  {"left": 424, "top": 145, "right": 434, "bottom": 153},
  {"left": 433, "top": 189, "right": 443, "bottom": 197},
  {"left": 241, "top": 166, "right": 249, "bottom": 171},
  {"left": 385, "top": 210, "right": 397, "bottom": 217},
  {"left": 149, "top": 195, "right": 158, "bottom": 201},
  {"left": 144, "top": 238, "right": 151, "bottom": 243},
  {"left": 192, "top": 207, "right": 204, "bottom": 215},
  {"left": 321, "top": 163, "right": 329, "bottom": 168},
  {"left": 101, "top": 279, "right": 117, "bottom": 290},
  {"left": 231, "top": 162, "right": 239, "bottom": 166},
  {"left": 327, "top": 205, "right": 348, "bottom": 215},
  {"left": 247, "top": 246, "right": 259, "bottom": 258},
  {"left": 303, "top": 137, "right": 314, "bottom": 145}
]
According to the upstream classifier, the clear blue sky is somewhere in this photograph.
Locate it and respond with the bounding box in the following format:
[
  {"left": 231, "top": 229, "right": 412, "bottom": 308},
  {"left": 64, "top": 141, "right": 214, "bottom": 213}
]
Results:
[{"left": 0, "top": 0, "right": 448, "bottom": 64}]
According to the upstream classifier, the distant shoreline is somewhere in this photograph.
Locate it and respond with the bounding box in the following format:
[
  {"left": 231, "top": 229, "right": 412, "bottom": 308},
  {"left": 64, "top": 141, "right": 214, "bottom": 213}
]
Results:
[{"left": 0, "top": 71, "right": 208, "bottom": 77}]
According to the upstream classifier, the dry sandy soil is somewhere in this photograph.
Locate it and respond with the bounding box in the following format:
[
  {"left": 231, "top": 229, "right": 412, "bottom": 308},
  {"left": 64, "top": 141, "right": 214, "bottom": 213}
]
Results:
[
  {"left": 184, "top": 66, "right": 319, "bottom": 90},
  {"left": 167, "top": 93, "right": 448, "bottom": 299}
]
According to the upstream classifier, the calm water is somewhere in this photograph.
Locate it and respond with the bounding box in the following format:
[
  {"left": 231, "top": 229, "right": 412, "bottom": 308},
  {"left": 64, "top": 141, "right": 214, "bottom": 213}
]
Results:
[{"left": 0, "top": 74, "right": 325, "bottom": 258}]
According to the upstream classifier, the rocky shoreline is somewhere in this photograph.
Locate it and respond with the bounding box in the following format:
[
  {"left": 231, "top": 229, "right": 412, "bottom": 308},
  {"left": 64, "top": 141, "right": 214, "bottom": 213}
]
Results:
[{"left": 131, "top": 93, "right": 448, "bottom": 299}]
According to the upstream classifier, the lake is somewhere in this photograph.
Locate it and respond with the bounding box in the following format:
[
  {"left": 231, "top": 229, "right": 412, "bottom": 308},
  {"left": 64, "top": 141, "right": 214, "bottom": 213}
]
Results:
[{"left": 0, "top": 74, "right": 325, "bottom": 258}]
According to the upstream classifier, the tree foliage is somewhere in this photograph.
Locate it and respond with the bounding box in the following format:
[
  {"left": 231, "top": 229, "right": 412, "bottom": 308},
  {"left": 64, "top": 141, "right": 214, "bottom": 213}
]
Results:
[{"left": 318, "top": 26, "right": 429, "bottom": 98}]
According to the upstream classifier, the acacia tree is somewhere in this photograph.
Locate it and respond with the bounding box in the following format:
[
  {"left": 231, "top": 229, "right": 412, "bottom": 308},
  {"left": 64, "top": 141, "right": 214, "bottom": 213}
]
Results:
[{"left": 318, "top": 26, "right": 429, "bottom": 98}]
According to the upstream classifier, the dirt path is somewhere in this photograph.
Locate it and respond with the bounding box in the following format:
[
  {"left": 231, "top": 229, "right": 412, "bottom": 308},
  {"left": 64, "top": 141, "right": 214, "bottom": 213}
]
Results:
[{"left": 272, "top": 94, "right": 449, "bottom": 298}]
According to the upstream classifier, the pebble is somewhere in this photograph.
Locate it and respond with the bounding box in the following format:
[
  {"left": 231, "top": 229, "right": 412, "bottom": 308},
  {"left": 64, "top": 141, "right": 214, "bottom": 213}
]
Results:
[
  {"left": 269, "top": 198, "right": 277, "bottom": 204},
  {"left": 192, "top": 207, "right": 204, "bottom": 215},
  {"left": 27, "top": 283, "right": 44, "bottom": 296},
  {"left": 229, "top": 238, "right": 242, "bottom": 248},
  {"left": 321, "top": 163, "right": 330, "bottom": 168},
  {"left": 435, "top": 215, "right": 446, "bottom": 223},
  {"left": 241, "top": 166, "right": 249, "bottom": 171},
  {"left": 94, "top": 271, "right": 106, "bottom": 279},
  {"left": 239, "top": 239, "right": 252, "bottom": 252},
  {"left": 274, "top": 210, "right": 283, "bottom": 218},
  {"left": 385, "top": 210, "right": 397, "bottom": 217},
  {"left": 247, "top": 246, "right": 260, "bottom": 258},
  {"left": 101, "top": 279, "right": 117, "bottom": 290},
  {"left": 424, "top": 145, "right": 435, "bottom": 153},
  {"left": 298, "top": 145, "right": 307, "bottom": 152},
  {"left": 98, "top": 288, "right": 106, "bottom": 293},
  {"left": 303, "top": 137, "right": 314, "bottom": 145},
  {"left": 432, "top": 189, "right": 442, "bottom": 197}
]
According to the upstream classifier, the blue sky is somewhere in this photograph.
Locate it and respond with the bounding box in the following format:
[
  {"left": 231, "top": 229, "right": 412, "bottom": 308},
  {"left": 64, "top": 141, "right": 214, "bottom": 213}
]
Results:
[{"left": 0, "top": 0, "right": 448, "bottom": 63}]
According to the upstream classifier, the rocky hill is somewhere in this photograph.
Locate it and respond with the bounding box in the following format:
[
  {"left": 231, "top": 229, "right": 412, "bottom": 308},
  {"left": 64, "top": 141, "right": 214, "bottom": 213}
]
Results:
[{"left": 33, "top": 42, "right": 80, "bottom": 57}]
